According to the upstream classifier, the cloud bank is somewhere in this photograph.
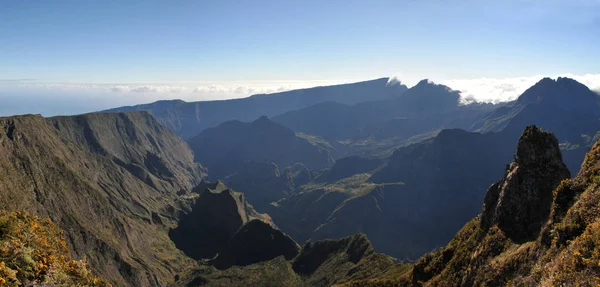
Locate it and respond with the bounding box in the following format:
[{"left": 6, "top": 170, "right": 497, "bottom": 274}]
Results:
[{"left": 1, "top": 74, "right": 599, "bottom": 116}]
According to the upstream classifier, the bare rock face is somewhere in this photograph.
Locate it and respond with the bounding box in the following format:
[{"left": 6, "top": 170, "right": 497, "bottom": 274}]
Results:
[{"left": 481, "top": 125, "right": 570, "bottom": 242}]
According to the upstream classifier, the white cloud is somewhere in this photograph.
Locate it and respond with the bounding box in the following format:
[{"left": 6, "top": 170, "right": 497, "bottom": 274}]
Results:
[
  {"left": 442, "top": 74, "right": 600, "bottom": 104},
  {"left": 127, "top": 85, "right": 185, "bottom": 93},
  {"left": 192, "top": 84, "right": 295, "bottom": 96}
]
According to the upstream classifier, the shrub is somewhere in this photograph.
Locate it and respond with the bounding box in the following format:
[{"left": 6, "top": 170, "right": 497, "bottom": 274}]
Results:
[{"left": 0, "top": 211, "right": 110, "bottom": 286}]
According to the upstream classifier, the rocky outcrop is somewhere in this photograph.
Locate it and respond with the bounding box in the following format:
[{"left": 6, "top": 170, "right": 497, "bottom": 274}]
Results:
[{"left": 481, "top": 125, "right": 570, "bottom": 241}]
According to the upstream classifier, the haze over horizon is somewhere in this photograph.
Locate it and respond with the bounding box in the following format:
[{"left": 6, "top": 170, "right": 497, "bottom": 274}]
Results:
[{"left": 1, "top": 0, "right": 599, "bottom": 116}]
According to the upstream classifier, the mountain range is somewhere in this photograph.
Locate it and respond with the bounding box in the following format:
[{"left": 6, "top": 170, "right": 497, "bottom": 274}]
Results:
[
  {"left": 105, "top": 78, "right": 408, "bottom": 139},
  {"left": 2, "top": 76, "right": 600, "bottom": 286}
]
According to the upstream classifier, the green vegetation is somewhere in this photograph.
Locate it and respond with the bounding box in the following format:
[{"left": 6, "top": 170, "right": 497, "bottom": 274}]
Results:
[
  {"left": 298, "top": 173, "right": 402, "bottom": 198},
  {"left": 0, "top": 211, "right": 109, "bottom": 286}
]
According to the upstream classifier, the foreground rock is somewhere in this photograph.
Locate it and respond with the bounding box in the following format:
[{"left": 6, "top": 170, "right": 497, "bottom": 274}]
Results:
[{"left": 481, "top": 125, "right": 571, "bottom": 241}]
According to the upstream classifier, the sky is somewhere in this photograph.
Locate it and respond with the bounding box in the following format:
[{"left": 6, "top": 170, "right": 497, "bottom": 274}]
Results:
[{"left": 1, "top": 0, "right": 600, "bottom": 116}]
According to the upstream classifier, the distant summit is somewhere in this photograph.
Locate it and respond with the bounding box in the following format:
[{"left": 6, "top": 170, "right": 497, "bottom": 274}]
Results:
[{"left": 517, "top": 77, "right": 598, "bottom": 106}]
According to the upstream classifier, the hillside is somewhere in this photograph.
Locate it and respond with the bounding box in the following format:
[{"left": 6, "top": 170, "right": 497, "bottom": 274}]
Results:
[
  {"left": 0, "top": 112, "right": 205, "bottom": 286},
  {"left": 105, "top": 78, "right": 408, "bottom": 139},
  {"left": 187, "top": 116, "right": 334, "bottom": 180}
]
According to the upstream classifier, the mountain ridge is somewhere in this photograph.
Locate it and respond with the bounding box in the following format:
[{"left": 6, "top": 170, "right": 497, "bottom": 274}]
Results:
[{"left": 105, "top": 78, "right": 408, "bottom": 139}]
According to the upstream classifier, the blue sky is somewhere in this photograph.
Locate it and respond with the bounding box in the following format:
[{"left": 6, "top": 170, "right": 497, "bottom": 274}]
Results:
[{"left": 1, "top": 0, "right": 600, "bottom": 115}]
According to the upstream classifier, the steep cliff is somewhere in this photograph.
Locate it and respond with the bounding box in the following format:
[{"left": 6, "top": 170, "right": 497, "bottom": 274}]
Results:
[{"left": 0, "top": 112, "right": 205, "bottom": 286}]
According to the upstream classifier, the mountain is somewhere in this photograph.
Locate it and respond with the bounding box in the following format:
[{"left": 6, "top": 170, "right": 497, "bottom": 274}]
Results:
[
  {"left": 175, "top": 125, "right": 600, "bottom": 286},
  {"left": 104, "top": 78, "right": 408, "bottom": 139},
  {"left": 187, "top": 116, "right": 335, "bottom": 180},
  {"left": 476, "top": 77, "right": 600, "bottom": 135},
  {"left": 272, "top": 80, "right": 494, "bottom": 143},
  {"left": 271, "top": 77, "right": 599, "bottom": 167},
  {"left": 474, "top": 77, "right": 600, "bottom": 172},
  {"left": 183, "top": 77, "right": 600, "bottom": 267},
  {"left": 0, "top": 112, "right": 205, "bottom": 286}
]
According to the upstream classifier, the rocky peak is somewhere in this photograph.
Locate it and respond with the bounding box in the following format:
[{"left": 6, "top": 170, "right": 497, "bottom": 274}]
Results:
[
  {"left": 515, "top": 125, "right": 566, "bottom": 167},
  {"left": 481, "top": 125, "right": 570, "bottom": 242}
]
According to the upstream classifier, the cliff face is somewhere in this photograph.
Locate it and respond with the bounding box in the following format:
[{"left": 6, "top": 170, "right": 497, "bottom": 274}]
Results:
[{"left": 0, "top": 112, "right": 205, "bottom": 286}]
